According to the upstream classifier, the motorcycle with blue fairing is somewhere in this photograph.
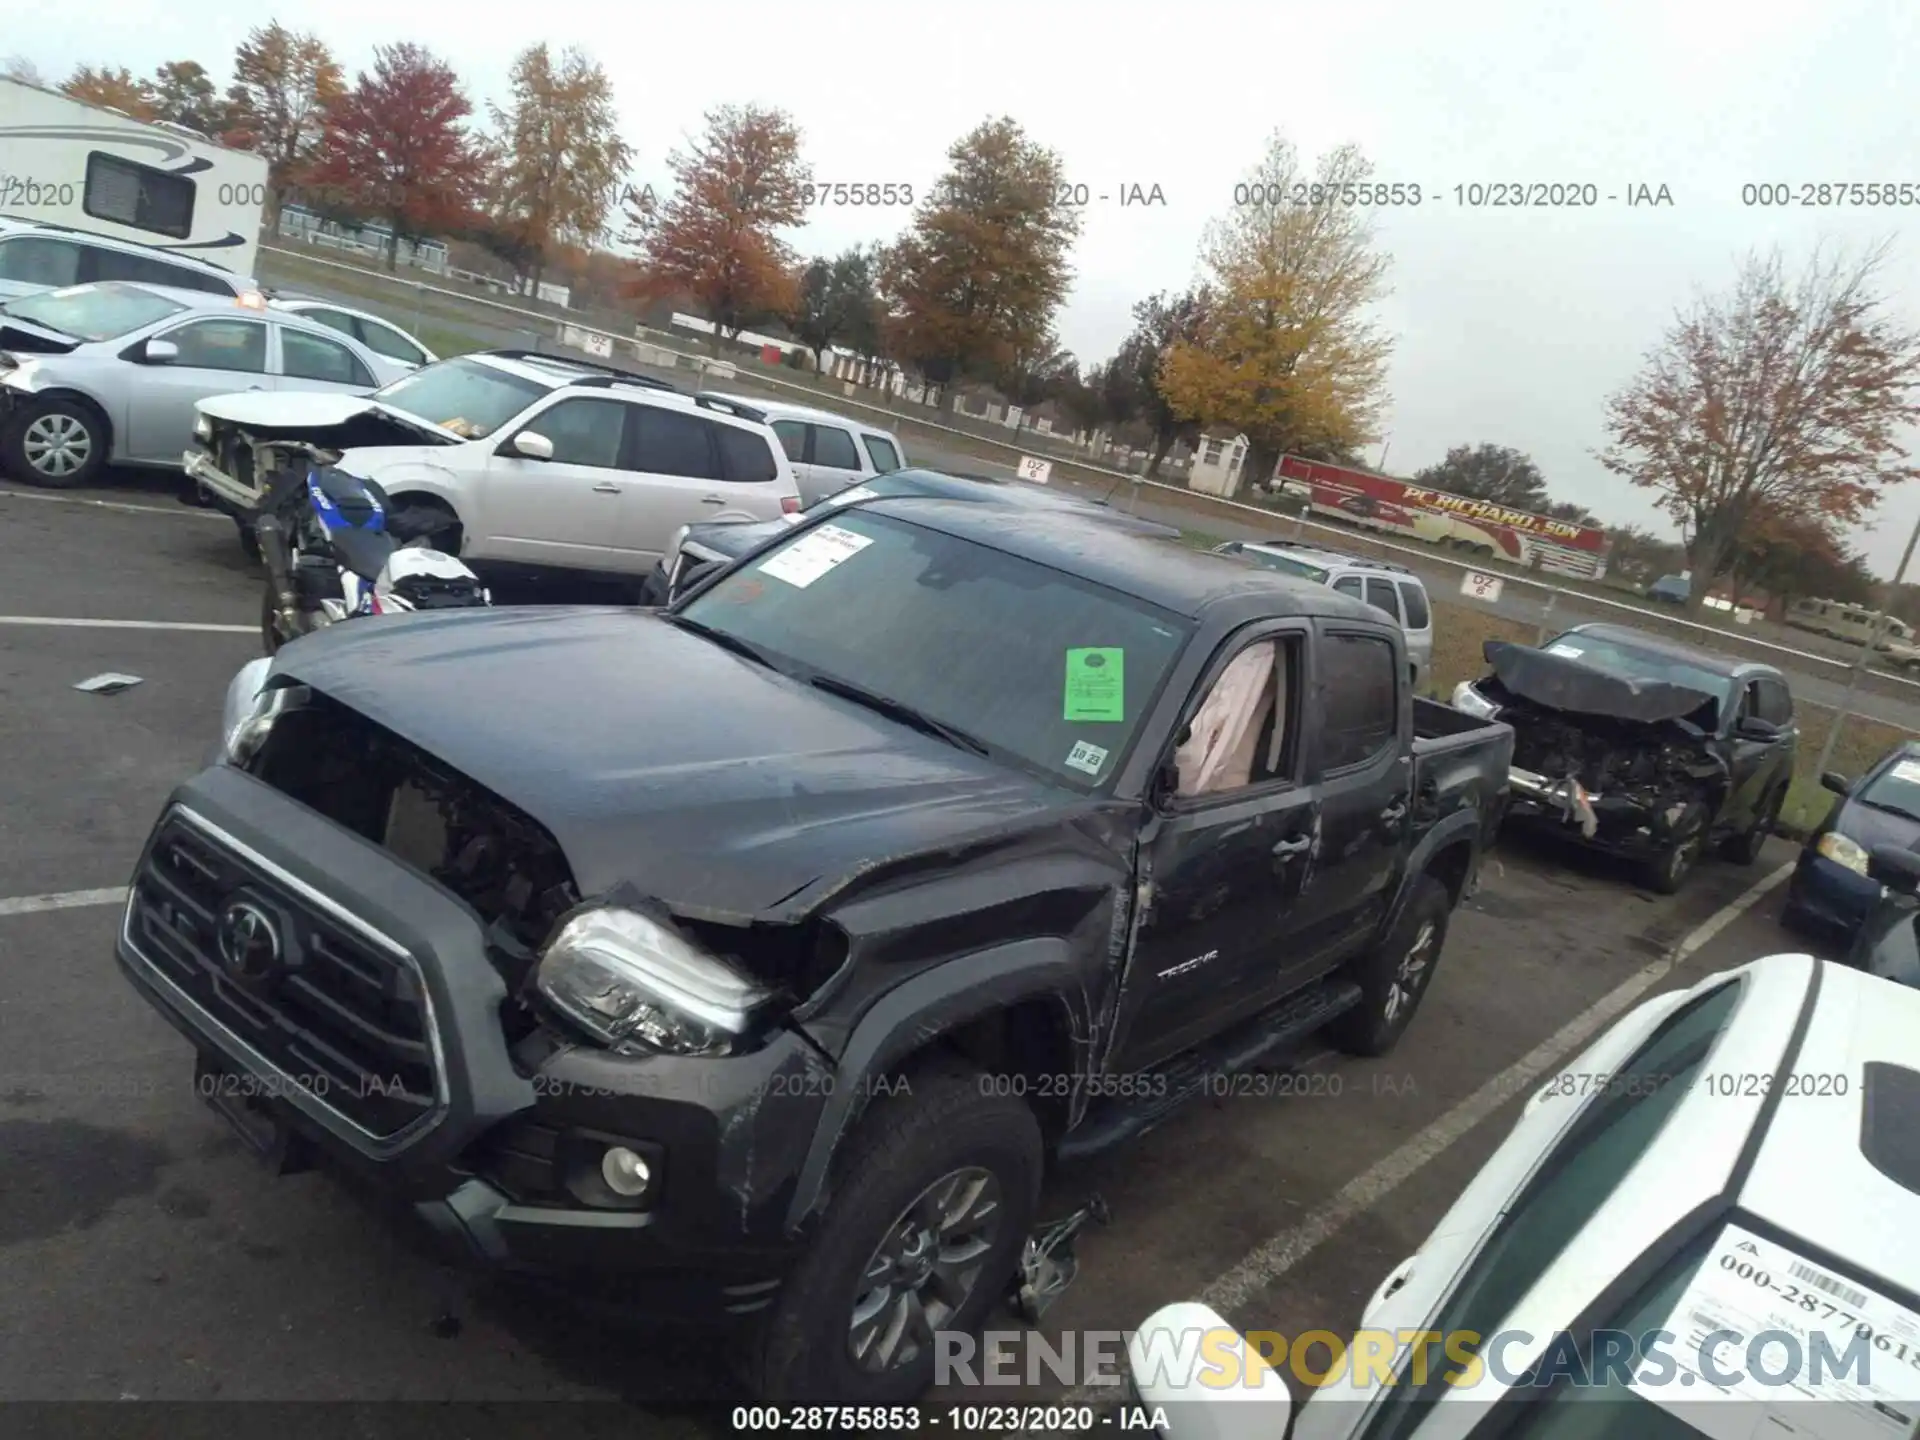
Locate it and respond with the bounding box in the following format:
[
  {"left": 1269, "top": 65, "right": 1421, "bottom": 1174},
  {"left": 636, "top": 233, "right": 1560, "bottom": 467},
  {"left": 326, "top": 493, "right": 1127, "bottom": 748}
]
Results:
[{"left": 241, "top": 441, "right": 490, "bottom": 654}]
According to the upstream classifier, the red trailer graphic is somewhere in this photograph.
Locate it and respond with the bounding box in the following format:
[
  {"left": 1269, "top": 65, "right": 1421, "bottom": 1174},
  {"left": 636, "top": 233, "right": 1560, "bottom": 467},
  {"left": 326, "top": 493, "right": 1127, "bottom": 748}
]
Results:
[{"left": 1276, "top": 455, "right": 1610, "bottom": 579}]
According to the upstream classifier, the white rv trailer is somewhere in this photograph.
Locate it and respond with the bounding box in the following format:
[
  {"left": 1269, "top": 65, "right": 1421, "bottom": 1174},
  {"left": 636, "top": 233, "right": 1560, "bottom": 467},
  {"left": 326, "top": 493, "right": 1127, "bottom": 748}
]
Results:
[{"left": 0, "top": 77, "right": 268, "bottom": 277}]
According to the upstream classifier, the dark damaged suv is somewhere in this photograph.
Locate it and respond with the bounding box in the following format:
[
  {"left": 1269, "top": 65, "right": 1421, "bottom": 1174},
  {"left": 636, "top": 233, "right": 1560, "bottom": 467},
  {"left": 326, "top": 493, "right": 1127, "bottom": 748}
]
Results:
[
  {"left": 1453, "top": 622, "right": 1798, "bottom": 893},
  {"left": 115, "top": 499, "right": 1512, "bottom": 1404}
]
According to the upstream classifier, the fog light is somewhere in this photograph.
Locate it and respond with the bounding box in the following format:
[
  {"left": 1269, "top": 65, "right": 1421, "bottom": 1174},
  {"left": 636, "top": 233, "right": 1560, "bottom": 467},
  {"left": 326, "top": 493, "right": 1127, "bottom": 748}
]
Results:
[{"left": 601, "top": 1146, "right": 653, "bottom": 1197}]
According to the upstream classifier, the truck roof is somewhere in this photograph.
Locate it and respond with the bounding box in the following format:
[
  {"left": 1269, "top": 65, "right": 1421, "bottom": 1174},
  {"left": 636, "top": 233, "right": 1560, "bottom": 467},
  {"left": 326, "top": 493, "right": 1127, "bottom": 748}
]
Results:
[{"left": 859, "top": 496, "right": 1385, "bottom": 623}]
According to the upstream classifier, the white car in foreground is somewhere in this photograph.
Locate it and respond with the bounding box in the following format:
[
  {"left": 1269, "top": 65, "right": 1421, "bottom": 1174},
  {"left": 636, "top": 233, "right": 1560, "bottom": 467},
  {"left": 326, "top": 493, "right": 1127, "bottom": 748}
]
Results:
[{"left": 1128, "top": 952, "right": 1920, "bottom": 1439}]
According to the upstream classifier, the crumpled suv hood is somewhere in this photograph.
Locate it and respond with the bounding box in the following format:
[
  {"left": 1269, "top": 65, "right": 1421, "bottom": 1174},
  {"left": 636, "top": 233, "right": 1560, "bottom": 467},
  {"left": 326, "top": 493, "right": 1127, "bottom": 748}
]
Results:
[{"left": 1482, "top": 640, "right": 1719, "bottom": 725}]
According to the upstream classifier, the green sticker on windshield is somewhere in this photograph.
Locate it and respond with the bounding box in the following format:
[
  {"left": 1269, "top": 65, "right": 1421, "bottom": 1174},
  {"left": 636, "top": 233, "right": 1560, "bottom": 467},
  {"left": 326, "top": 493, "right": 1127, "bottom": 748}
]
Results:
[{"left": 1064, "top": 648, "right": 1125, "bottom": 722}]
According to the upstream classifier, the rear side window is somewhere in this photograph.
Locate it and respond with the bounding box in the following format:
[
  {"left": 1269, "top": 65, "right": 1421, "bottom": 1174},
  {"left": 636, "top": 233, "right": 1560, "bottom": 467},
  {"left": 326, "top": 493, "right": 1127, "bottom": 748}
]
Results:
[
  {"left": 353, "top": 317, "right": 427, "bottom": 365},
  {"left": 1398, "top": 581, "right": 1431, "bottom": 630},
  {"left": 1316, "top": 632, "right": 1397, "bottom": 771},
  {"left": 1364, "top": 577, "right": 1402, "bottom": 622},
  {"left": 280, "top": 328, "right": 374, "bottom": 387},
  {"left": 863, "top": 434, "right": 903, "bottom": 473},
  {"left": 715, "top": 423, "right": 779, "bottom": 483},
  {"left": 84, "top": 151, "right": 195, "bottom": 239},
  {"left": 1332, "top": 575, "right": 1364, "bottom": 602},
  {"left": 0, "top": 237, "right": 82, "bottom": 287},
  {"left": 633, "top": 407, "right": 719, "bottom": 480},
  {"left": 86, "top": 247, "right": 229, "bottom": 294},
  {"left": 811, "top": 424, "right": 862, "bottom": 470},
  {"left": 770, "top": 420, "right": 807, "bottom": 462},
  {"left": 1756, "top": 677, "right": 1793, "bottom": 725}
]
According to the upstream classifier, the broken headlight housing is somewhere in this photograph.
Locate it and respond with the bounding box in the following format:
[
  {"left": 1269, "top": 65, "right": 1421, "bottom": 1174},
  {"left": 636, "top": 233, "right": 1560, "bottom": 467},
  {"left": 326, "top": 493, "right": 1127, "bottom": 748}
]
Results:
[
  {"left": 1817, "top": 831, "right": 1871, "bottom": 875},
  {"left": 1451, "top": 680, "right": 1501, "bottom": 720},
  {"left": 218, "top": 660, "right": 306, "bottom": 766},
  {"left": 536, "top": 907, "right": 773, "bottom": 1057}
]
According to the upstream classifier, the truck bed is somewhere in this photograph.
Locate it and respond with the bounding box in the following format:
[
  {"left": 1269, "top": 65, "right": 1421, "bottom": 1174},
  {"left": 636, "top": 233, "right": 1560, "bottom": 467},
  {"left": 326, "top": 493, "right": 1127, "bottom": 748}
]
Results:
[{"left": 1411, "top": 696, "right": 1514, "bottom": 854}]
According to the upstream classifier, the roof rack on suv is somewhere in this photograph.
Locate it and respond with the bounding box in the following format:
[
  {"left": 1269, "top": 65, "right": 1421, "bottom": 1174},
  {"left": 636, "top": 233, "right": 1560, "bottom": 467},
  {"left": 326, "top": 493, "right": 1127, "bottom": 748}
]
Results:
[
  {"left": 692, "top": 393, "right": 767, "bottom": 423},
  {"left": 1245, "top": 535, "right": 1417, "bottom": 577},
  {"left": 479, "top": 347, "right": 679, "bottom": 390}
]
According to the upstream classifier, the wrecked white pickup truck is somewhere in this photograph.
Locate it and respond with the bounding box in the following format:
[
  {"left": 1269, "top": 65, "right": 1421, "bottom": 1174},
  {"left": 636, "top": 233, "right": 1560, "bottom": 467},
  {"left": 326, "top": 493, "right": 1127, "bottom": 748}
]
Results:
[
  {"left": 114, "top": 497, "right": 1509, "bottom": 1404},
  {"left": 1453, "top": 622, "right": 1798, "bottom": 893}
]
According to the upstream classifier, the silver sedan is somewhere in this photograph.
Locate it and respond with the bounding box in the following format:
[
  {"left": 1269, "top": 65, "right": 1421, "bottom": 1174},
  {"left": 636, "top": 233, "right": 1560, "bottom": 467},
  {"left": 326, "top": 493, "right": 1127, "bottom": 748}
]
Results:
[{"left": 0, "top": 281, "right": 389, "bottom": 489}]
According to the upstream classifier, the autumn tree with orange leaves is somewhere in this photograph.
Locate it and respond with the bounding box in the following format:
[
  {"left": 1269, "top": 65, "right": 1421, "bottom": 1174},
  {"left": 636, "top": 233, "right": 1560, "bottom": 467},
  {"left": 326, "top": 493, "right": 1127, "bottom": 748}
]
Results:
[
  {"left": 879, "top": 117, "right": 1081, "bottom": 396},
  {"left": 59, "top": 66, "right": 157, "bottom": 120},
  {"left": 628, "top": 104, "right": 810, "bottom": 355},
  {"left": 304, "top": 44, "right": 479, "bottom": 271},
  {"left": 226, "top": 23, "right": 344, "bottom": 227},
  {"left": 1599, "top": 243, "right": 1920, "bottom": 618}
]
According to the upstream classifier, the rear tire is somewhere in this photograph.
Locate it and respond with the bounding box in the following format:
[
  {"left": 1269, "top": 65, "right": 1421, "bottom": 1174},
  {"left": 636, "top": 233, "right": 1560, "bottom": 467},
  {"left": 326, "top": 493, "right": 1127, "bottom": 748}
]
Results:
[
  {"left": 1723, "top": 784, "right": 1785, "bottom": 866},
  {"left": 738, "top": 1065, "right": 1042, "bottom": 1404},
  {"left": 3, "top": 397, "right": 107, "bottom": 489},
  {"left": 1327, "top": 875, "right": 1451, "bottom": 1057}
]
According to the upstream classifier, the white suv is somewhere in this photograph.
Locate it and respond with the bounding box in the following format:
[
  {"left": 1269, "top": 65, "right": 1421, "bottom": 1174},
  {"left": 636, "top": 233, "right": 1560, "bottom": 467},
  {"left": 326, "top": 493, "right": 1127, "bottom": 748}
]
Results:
[
  {"left": 1216, "top": 539, "right": 1436, "bottom": 690},
  {"left": 707, "top": 393, "right": 907, "bottom": 506},
  {"left": 187, "top": 349, "right": 801, "bottom": 584}
]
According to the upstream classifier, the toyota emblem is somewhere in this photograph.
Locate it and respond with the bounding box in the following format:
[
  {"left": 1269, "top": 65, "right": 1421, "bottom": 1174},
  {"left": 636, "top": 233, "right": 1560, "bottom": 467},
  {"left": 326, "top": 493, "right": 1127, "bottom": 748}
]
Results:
[{"left": 217, "top": 899, "right": 281, "bottom": 980}]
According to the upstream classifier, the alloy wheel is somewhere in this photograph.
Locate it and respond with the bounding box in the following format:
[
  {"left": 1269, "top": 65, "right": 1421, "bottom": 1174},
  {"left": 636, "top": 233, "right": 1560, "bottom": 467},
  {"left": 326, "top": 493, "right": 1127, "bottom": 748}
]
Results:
[
  {"left": 848, "top": 1166, "right": 1002, "bottom": 1374},
  {"left": 23, "top": 413, "right": 92, "bottom": 478},
  {"left": 1383, "top": 919, "right": 1437, "bottom": 1024}
]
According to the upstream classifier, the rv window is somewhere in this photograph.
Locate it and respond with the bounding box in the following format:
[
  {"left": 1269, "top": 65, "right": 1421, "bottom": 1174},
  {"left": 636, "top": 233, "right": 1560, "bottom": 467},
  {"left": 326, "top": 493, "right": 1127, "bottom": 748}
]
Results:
[
  {"left": 84, "top": 152, "right": 196, "bottom": 241},
  {"left": 0, "top": 237, "right": 82, "bottom": 288}
]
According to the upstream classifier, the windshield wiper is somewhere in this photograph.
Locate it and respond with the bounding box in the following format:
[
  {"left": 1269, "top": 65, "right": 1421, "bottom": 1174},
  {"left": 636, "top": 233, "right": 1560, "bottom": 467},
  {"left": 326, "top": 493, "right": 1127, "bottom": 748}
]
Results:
[
  {"left": 663, "top": 614, "right": 781, "bottom": 671},
  {"left": 1857, "top": 796, "right": 1920, "bottom": 824},
  {"left": 805, "top": 673, "right": 992, "bottom": 758}
]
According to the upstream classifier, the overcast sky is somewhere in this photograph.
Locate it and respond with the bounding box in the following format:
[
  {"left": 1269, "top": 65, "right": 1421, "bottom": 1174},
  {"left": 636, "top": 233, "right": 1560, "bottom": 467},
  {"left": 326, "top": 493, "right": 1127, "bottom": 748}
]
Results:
[{"left": 17, "top": 0, "right": 1920, "bottom": 572}]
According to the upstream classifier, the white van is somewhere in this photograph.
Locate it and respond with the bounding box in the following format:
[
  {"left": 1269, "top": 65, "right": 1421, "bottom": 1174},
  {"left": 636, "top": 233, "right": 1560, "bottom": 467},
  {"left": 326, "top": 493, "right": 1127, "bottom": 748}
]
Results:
[
  {"left": 1787, "top": 596, "right": 1915, "bottom": 648},
  {"left": 0, "top": 77, "right": 267, "bottom": 278}
]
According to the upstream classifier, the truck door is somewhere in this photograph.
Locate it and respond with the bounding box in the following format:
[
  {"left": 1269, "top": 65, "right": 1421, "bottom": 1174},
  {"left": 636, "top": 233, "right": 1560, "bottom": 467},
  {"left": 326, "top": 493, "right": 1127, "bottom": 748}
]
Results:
[
  {"left": 1113, "top": 623, "right": 1317, "bottom": 1073},
  {"left": 1286, "top": 623, "right": 1413, "bottom": 971}
]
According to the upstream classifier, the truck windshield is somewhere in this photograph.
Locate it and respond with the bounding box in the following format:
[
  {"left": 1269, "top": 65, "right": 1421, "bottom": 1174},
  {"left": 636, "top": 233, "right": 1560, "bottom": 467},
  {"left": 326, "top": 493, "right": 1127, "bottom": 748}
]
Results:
[
  {"left": 674, "top": 509, "right": 1191, "bottom": 789},
  {"left": 1543, "top": 633, "right": 1734, "bottom": 707},
  {"left": 2, "top": 283, "right": 186, "bottom": 340},
  {"left": 1858, "top": 755, "right": 1920, "bottom": 823},
  {"left": 372, "top": 356, "right": 551, "bottom": 438}
]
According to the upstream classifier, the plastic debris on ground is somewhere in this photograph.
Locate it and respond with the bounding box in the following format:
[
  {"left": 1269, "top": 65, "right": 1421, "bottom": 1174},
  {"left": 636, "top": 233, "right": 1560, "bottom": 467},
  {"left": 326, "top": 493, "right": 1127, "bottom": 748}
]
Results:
[
  {"left": 1010, "top": 1193, "right": 1111, "bottom": 1324},
  {"left": 74, "top": 673, "right": 143, "bottom": 695}
]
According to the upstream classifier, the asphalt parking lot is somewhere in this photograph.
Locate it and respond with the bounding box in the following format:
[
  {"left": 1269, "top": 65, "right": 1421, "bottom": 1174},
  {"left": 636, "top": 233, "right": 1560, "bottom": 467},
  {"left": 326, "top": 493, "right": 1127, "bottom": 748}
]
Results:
[{"left": 0, "top": 480, "right": 1847, "bottom": 1434}]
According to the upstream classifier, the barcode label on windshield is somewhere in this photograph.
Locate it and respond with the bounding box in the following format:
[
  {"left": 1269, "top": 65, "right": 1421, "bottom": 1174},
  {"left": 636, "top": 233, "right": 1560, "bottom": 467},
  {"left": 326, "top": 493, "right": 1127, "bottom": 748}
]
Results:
[{"left": 1790, "top": 1261, "right": 1868, "bottom": 1308}]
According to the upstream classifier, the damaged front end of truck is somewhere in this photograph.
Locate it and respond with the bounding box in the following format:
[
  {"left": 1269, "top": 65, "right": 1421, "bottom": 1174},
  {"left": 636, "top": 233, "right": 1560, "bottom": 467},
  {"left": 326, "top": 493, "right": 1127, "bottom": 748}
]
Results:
[{"left": 1477, "top": 641, "right": 1729, "bottom": 856}]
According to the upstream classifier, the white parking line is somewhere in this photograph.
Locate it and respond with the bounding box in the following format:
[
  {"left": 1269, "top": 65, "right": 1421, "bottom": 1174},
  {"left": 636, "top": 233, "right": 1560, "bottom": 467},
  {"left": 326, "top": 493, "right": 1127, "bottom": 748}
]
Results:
[
  {"left": 0, "top": 486, "right": 224, "bottom": 520},
  {"left": 0, "top": 886, "right": 129, "bottom": 918},
  {"left": 1019, "top": 859, "right": 1796, "bottom": 1421},
  {"left": 0, "top": 615, "right": 254, "bottom": 634}
]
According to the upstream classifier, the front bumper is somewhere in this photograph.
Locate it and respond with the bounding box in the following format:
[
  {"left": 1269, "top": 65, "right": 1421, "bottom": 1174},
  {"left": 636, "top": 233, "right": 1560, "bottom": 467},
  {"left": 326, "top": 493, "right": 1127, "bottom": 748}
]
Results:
[
  {"left": 115, "top": 765, "right": 825, "bottom": 1322},
  {"left": 1785, "top": 849, "right": 1883, "bottom": 934},
  {"left": 1503, "top": 765, "right": 1682, "bottom": 856}
]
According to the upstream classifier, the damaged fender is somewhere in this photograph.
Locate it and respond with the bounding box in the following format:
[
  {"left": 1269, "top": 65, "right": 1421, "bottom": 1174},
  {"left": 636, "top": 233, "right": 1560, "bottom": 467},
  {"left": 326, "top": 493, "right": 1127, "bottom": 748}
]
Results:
[{"left": 781, "top": 936, "right": 1090, "bottom": 1236}]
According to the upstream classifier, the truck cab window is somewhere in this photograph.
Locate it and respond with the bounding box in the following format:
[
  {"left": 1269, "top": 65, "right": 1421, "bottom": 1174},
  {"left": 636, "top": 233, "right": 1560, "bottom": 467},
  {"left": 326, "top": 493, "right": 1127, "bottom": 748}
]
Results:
[
  {"left": 1173, "top": 639, "right": 1298, "bottom": 796},
  {"left": 1317, "top": 632, "right": 1397, "bottom": 771}
]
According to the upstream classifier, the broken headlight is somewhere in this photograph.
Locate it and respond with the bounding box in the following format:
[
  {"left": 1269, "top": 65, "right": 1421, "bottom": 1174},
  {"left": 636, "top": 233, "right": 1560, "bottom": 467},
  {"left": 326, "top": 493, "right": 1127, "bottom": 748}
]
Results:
[
  {"left": 219, "top": 660, "right": 306, "bottom": 766},
  {"left": 535, "top": 907, "right": 773, "bottom": 1056},
  {"left": 1452, "top": 680, "right": 1501, "bottom": 720},
  {"left": 1818, "top": 831, "right": 1871, "bottom": 875}
]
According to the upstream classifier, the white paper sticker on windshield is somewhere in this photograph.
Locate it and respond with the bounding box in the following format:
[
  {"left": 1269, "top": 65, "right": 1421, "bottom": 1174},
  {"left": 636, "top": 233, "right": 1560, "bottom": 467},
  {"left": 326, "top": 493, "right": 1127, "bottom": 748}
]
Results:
[
  {"left": 825, "top": 485, "right": 879, "bottom": 507},
  {"left": 1890, "top": 759, "right": 1920, "bottom": 786},
  {"left": 758, "top": 524, "right": 872, "bottom": 588},
  {"left": 1547, "top": 644, "right": 1585, "bottom": 658},
  {"left": 1628, "top": 1222, "right": 1920, "bottom": 1438},
  {"left": 1065, "top": 741, "right": 1109, "bottom": 776}
]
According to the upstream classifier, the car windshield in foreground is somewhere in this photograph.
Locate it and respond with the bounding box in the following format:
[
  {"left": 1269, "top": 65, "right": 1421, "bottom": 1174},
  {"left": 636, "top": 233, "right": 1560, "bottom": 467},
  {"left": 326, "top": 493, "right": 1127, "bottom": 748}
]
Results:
[
  {"left": 673, "top": 508, "right": 1190, "bottom": 789},
  {"left": 1241, "top": 549, "right": 1332, "bottom": 583},
  {"left": 371, "top": 356, "right": 551, "bottom": 438},
  {"left": 1361, "top": 980, "right": 1742, "bottom": 1440},
  {"left": 1, "top": 283, "right": 187, "bottom": 340},
  {"left": 1858, "top": 755, "right": 1920, "bottom": 823},
  {"left": 1545, "top": 633, "right": 1734, "bottom": 704}
]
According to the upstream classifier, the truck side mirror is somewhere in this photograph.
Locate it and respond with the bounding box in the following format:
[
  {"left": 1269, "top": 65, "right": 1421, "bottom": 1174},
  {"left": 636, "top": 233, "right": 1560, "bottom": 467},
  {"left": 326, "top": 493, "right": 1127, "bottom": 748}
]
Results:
[
  {"left": 1821, "top": 771, "right": 1852, "bottom": 796},
  {"left": 1870, "top": 845, "right": 1920, "bottom": 895}
]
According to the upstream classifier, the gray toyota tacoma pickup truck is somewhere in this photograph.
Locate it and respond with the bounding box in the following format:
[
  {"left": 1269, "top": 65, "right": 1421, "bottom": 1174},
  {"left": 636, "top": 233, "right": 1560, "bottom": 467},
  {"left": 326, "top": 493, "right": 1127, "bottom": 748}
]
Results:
[{"left": 115, "top": 497, "right": 1512, "bottom": 1405}]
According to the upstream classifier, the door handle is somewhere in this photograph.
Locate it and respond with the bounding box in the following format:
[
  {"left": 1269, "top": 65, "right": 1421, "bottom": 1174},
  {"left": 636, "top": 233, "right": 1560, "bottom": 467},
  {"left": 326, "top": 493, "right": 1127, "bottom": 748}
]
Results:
[
  {"left": 1380, "top": 801, "right": 1408, "bottom": 825},
  {"left": 592, "top": 482, "right": 621, "bottom": 494},
  {"left": 1271, "top": 835, "right": 1311, "bottom": 857},
  {"left": 700, "top": 496, "right": 726, "bottom": 505}
]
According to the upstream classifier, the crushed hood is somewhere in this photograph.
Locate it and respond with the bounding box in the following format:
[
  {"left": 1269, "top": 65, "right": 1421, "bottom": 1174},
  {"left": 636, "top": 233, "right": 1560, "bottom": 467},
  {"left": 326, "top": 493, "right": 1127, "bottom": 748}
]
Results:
[
  {"left": 0, "top": 320, "right": 81, "bottom": 355},
  {"left": 195, "top": 390, "right": 458, "bottom": 449},
  {"left": 271, "top": 606, "right": 1097, "bottom": 923},
  {"left": 1482, "top": 640, "right": 1719, "bottom": 724}
]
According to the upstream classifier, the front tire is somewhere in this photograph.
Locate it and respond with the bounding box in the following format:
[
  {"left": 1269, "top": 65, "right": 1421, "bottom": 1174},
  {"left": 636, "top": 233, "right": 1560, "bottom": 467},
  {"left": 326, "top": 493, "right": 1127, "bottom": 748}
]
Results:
[
  {"left": 1326, "top": 875, "right": 1451, "bottom": 1057},
  {"left": 740, "top": 1066, "right": 1042, "bottom": 1404},
  {"left": 3, "top": 398, "right": 107, "bottom": 488},
  {"left": 1643, "top": 802, "right": 1711, "bottom": 894}
]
